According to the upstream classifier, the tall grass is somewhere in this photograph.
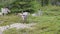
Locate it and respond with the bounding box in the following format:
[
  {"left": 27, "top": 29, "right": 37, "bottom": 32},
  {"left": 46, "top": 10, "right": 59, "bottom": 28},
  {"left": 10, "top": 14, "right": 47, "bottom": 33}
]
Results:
[
  {"left": 1, "top": 6, "right": 60, "bottom": 34},
  {"left": 3, "top": 15, "right": 60, "bottom": 34}
]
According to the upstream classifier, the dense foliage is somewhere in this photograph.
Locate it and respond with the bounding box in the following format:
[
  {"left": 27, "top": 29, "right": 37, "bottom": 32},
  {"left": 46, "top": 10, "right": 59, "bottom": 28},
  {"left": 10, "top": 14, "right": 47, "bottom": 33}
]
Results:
[
  {"left": 0, "top": 0, "right": 40, "bottom": 13},
  {"left": 0, "top": 0, "right": 60, "bottom": 13}
]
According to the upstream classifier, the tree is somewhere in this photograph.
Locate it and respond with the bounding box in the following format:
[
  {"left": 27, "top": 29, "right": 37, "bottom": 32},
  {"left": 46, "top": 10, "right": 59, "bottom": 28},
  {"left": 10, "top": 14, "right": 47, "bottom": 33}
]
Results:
[
  {"left": 0, "top": 0, "right": 17, "bottom": 7},
  {"left": 9, "top": 0, "right": 40, "bottom": 13},
  {"left": 0, "top": 0, "right": 40, "bottom": 13}
]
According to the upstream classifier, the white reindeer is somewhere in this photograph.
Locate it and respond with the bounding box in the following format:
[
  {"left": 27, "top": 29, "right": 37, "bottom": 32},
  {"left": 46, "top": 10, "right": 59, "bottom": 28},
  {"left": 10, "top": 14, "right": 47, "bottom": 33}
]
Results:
[
  {"left": 17, "top": 12, "right": 29, "bottom": 23},
  {"left": 1, "top": 8, "right": 10, "bottom": 15}
]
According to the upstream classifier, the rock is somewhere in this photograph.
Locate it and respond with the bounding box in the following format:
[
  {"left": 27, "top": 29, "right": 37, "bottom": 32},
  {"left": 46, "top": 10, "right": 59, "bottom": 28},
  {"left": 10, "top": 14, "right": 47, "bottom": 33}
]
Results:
[
  {"left": 0, "top": 25, "right": 9, "bottom": 32},
  {"left": 9, "top": 23, "right": 36, "bottom": 29},
  {"left": 0, "top": 31, "right": 2, "bottom": 34},
  {"left": 0, "top": 12, "right": 2, "bottom": 16},
  {"left": 32, "top": 13, "right": 37, "bottom": 16},
  {"left": 0, "top": 23, "right": 36, "bottom": 34}
]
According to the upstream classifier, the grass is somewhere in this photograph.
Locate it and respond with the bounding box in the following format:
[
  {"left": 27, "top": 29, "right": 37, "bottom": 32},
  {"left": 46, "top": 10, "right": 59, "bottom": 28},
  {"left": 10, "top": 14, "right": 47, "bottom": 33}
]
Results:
[
  {"left": 41, "top": 5, "right": 60, "bottom": 16},
  {"left": 0, "top": 14, "right": 22, "bottom": 26},
  {"left": 1, "top": 6, "right": 60, "bottom": 34},
  {"left": 2, "top": 15, "right": 60, "bottom": 34}
]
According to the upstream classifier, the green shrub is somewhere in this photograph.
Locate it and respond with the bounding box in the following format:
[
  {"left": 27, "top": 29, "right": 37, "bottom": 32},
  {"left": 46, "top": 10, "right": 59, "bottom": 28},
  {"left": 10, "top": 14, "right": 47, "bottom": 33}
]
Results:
[{"left": 41, "top": 6, "right": 60, "bottom": 16}]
